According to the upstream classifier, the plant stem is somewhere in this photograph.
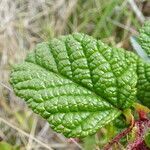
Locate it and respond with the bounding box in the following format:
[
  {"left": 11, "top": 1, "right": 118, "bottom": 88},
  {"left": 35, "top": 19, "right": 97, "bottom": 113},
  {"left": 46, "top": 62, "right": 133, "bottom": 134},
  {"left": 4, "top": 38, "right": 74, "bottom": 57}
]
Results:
[
  {"left": 104, "top": 109, "right": 135, "bottom": 150},
  {"left": 103, "top": 124, "right": 134, "bottom": 150}
]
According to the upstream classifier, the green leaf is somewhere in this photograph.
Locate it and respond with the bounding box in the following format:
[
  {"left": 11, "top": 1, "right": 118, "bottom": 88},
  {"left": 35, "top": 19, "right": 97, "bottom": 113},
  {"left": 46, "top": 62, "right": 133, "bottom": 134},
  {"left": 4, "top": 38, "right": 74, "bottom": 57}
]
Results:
[
  {"left": 144, "top": 130, "right": 150, "bottom": 148},
  {"left": 138, "top": 21, "right": 150, "bottom": 56},
  {"left": 137, "top": 60, "right": 150, "bottom": 108},
  {"left": 113, "top": 115, "right": 128, "bottom": 129},
  {"left": 10, "top": 33, "right": 139, "bottom": 137},
  {"left": 136, "top": 21, "right": 150, "bottom": 108}
]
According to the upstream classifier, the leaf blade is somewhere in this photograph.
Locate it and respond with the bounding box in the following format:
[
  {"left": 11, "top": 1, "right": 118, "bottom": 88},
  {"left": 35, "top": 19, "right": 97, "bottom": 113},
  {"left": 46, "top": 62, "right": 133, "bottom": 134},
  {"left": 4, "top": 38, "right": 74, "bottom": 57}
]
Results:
[
  {"left": 10, "top": 61, "right": 121, "bottom": 137},
  {"left": 10, "top": 33, "right": 138, "bottom": 137}
]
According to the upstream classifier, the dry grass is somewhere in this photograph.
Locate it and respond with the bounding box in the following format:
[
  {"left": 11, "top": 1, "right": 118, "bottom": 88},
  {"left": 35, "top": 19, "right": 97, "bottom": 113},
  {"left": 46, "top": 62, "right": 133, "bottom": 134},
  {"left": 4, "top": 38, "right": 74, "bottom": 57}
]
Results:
[{"left": 0, "top": 0, "right": 149, "bottom": 149}]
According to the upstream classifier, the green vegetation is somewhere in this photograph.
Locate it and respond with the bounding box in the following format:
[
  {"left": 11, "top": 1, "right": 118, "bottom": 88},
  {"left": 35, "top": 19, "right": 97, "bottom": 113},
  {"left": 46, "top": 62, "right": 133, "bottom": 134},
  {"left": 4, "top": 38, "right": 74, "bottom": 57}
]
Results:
[
  {"left": 10, "top": 21, "right": 150, "bottom": 149},
  {"left": 0, "top": 0, "right": 149, "bottom": 149}
]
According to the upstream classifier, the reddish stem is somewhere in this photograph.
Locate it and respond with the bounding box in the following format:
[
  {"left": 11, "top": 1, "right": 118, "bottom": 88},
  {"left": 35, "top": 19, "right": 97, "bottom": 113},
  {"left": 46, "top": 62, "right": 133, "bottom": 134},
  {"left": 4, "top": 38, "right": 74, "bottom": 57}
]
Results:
[
  {"left": 126, "top": 120, "right": 150, "bottom": 150},
  {"left": 103, "top": 106, "right": 150, "bottom": 150},
  {"left": 103, "top": 124, "right": 134, "bottom": 150}
]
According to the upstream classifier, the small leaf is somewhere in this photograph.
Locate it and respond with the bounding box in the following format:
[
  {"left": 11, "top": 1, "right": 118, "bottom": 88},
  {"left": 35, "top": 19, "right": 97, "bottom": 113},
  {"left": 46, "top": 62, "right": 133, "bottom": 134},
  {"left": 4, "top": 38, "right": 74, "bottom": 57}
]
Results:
[{"left": 144, "top": 130, "right": 150, "bottom": 148}]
